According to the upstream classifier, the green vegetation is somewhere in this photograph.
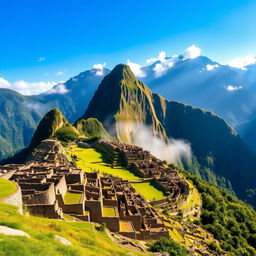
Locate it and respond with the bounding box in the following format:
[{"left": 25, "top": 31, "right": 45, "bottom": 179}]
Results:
[
  {"left": 29, "top": 109, "right": 79, "bottom": 150},
  {"left": 77, "top": 64, "right": 256, "bottom": 206},
  {"left": 186, "top": 173, "right": 256, "bottom": 256},
  {"left": 0, "top": 179, "right": 17, "bottom": 200},
  {"left": 149, "top": 237, "right": 189, "bottom": 256},
  {"left": 54, "top": 125, "right": 79, "bottom": 143},
  {"left": 64, "top": 192, "right": 82, "bottom": 204},
  {"left": 66, "top": 145, "right": 166, "bottom": 201},
  {"left": 79, "top": 64, "right": 166, "bottom": 144},
  {"left": 131, "top": 182, "right": 165, "bottom": 201},
  {"left": 67, "top": 146, "right": 138, "bottom": 180},
  {"left": 0, "top": 203, "right": 142, "bottom": 256},
  {"left": 179, "top": 180, "right": 200, "bottom": 219},
  {"left": 102, "top": 207, "right": 116, "bottom": 217},
  {"left": 75, "top": 118, "right": 111, "bottom": 140}
]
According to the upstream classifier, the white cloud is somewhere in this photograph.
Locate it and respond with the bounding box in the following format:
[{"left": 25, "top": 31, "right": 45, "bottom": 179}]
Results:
[
  {"left": 229, "top": 55, "right": 256, "bottom": 70},
  {"left": 146, "top": 51, "right": 167, "bottom": 65},
  {"left": 206, "top": 64, "right": 219, "bottom": 71},
  {"left": 55, "top": 71, "right": 64, "bottom": 76},
  {"left": 0, "top": 77, "right": 11, "bottom": 87},
  {"left": 92, "top": 63, "right": 106, "bottom": 76},
  {"left": 146, "top": 57, "right": 158, "bottom": 65},
  {"left": 183, "top": 45, "right": 202, "bottom": 60},
  {"left": 127, "top": 60, "right": 146, "bottom": 78},
  {"left": 116, "top": 122, "right": 191, "bottom": 164},
  {"left": 23, "top": 102, "right": 45, "bottom": 112},
  {"left": 37, "top": 57, "right": 46, "bottom": 62},
  {"left": 45, "top": 83, "right": 69, "bottom": 95},
  {"left": 153, "top": 55, "right": 180, "bottom": 77},
  {"left": 226, "top": 85, "right": 243, "bottom": 91},
  {"left": 0, "top": 77, "right": 58, "bottom": 95},
  {"left": 147, "top": 45, "right": 202, "bottom": 78}
]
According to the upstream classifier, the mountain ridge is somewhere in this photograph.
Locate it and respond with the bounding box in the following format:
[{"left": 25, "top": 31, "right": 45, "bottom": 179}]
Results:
[{"left": 77, "top": 63, "right": 256, "bottom": 205}]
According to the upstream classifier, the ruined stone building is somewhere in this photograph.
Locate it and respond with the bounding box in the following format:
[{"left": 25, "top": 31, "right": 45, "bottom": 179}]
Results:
[{"left": 0, "top": 139, "right": 170, "bottom": 240}]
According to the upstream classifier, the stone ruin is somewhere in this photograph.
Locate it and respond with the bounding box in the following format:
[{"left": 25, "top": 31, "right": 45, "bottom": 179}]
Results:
[
  {"left": 94, "top": 139, "right": 189, "bottom": 210},
  {"left": 0, "top": 139, "right": 169, "bottom": 240}
]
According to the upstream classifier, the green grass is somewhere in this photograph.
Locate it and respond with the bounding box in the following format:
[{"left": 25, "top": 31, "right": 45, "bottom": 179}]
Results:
[
  {"left": 64, "top": 192, "right": 82, "bottom": 204},
  {"left": 0, "top": 203, "right": 143, "bottom": 256},
  {"left": 67, "top": 146, "right": 138, "bottom": 180},
  {"left": 131, "top": 182, "right": 166, "bottom": 201},
  {"left": 102, "top": 207, "right": 116, "bottom": 217},
  {"left": 66, "top": 146, "right": 167, "bottom": 201},
  {"left": 0, "top": 179, "right": 17, "bottom": 201}
]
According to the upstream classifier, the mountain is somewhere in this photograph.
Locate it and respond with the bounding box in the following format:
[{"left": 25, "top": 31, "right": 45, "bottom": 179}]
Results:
[
  {"left": 78, "top": 64, "right": 167, "bottom": 143},
  {"left": 78, "top": 64, "right": 256, "bottom": 205},
  {"left": 236, "top": 118, "right": 256, "bottom": 150},
  {"left": 140, "top": 56, "right": 256, "bottom": 127},
  {"left": 29, "top": 108, "right": 79, "bottom": 150},
  {"left": 0, "top": 67, "right": 109, "bottom": 160},
  {"left": 0, "top": 89, "right": 44, "bottom": 159},
  {"left": 38, "top": 67, "right": 109, "bottom": 123},
  {"left": 76, "top": 117, "right": 111, "bottom": 140}
]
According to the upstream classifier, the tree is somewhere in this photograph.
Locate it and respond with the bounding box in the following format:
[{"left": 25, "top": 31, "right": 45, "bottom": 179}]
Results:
[{"left": 149, "top": 237, "right": 189, "bottom": 256}]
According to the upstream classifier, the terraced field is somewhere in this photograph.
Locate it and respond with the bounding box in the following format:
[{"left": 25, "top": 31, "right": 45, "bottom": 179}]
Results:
[
  {"left": 131, "top": 182, "right": 166, "bottom": 201},
  {"left": 66, "top": 145, "right": 166, "bottom": 201},
  {"left": 64, "top": 192, "right": 82, "bottom": 204}
]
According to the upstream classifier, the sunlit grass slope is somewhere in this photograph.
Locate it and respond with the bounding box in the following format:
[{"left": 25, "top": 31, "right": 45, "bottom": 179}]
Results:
[
  {"left": 66, "top": 145, "right": 165, "bottom": 201},
  {"left": 0, "top": 203, "right": 143, "bottom": 256},
  {"left": 131, "top": 183, "right": 165, "bottom": 201},
  {"left": 0, "top": 178, "right": 17, "bottom": 200}
]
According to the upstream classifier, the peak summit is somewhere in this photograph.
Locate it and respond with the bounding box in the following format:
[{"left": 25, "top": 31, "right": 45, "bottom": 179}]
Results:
[
  {"left": 29, "top": 108, "right": 69, "bottom": 149},
  {"left": 77, "top": 64, "right": 166, "bottom": 142}
]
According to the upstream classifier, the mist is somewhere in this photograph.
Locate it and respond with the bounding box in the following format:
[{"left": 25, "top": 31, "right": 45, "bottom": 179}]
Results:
[{"left": 116, "top": 122, "right": 192, "bottom": 165}]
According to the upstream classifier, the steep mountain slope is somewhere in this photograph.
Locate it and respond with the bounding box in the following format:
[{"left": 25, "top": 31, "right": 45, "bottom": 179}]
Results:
[
  {"left": 78, "top": 64, "right": 256, "bottom": 205},
  {"left": 0, "top": 68, "right": 109, "bottom": 160},
  {"left": 0, "top": 89, "right": 44, "bottom": 159},
  {"left": 236, "top": 118, "right": 256, "bottom": 150},
  {"left": 78, "top": 64, "right": 166, "bottom": 143},
  {"left": 29, "top": 108, "right": 79, "bottom": 149},
  {"left": 76, "top": 118, "right": 111, "bottom": 139},
  {"left": 38, "top": 67, "right": 109, "bottom": 123},
  {"left": 141, "top": 56, "right": 256, "bottom": 126}
]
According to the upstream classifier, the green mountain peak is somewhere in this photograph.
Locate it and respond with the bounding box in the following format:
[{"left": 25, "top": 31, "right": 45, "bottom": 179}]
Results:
[
  {"left": 78, "top": 64, "right": 166, "bottom": 143},
  {"left": 29, "top": 108, "right": 78, "bottom": 149}
]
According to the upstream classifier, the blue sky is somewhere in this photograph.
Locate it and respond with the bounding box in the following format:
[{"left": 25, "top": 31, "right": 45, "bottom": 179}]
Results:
[{"left": 0, "top": 0, "right": 256, "bottom": 89}]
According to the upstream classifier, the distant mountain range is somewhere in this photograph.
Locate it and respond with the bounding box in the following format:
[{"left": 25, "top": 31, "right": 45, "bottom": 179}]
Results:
[
  {"left": 0, "top": 68, "right": 109, "bottom": 159},
  {"left": 141, "top": 55, "right": 256, "bottom": 127},
  {"left": 7, "top": 63, "right": 255, "bottom": 207},
  {"left": 2, "top": 52, "right": 256, "bottom": 159},
  {"left": 78, "top": 64, "right": 256, "bottom": 206}
]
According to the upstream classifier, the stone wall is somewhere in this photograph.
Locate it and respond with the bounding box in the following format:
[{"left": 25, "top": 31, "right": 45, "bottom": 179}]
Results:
[
  {"left": 22, "top": 183, "right": 56, "bottom": 205},
  {"left": 62, "top": 203, "right": 84, "bottom": 215},
  {"left": 85, "top": 200, "right": 102, "bottom": 223},
  {"left": 101, "top": 217, "right": 120, "bottom": 232},
  {"left": 55, "top": 176, "right": 67, "bottom": 196},
  {"left": 27, "top": 200, "right": 63, "bottom": 219}
]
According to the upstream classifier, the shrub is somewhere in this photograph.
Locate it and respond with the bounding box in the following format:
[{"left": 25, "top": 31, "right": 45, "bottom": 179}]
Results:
[{"left": 149, "top": 237, "right": 189, "bottom": 256}]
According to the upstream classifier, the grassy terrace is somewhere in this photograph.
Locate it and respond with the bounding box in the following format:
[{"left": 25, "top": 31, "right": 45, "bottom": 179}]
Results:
[
  {"left": 0, "top": 179, "right": 17, "bottom": 201},
  {"left": 64, "top": 192, "right": 82, "bottom": 204},
  {"left": 102, "top": 207, "right": 116, "bottom": 217},
  {"left": 0, "top": 203, "right": 143, "bottom": 256},
  {"left": 131, "top": 182, "right": 165, "bottom": 201},
  {"left": 66, "top": 145, "right": 166, "bottom": 201},
  {"left": 179, "top": 180, "right": 201, "bottom": 219}
]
